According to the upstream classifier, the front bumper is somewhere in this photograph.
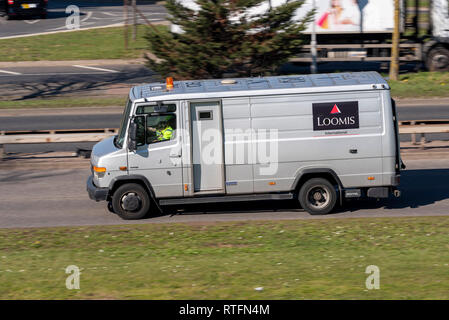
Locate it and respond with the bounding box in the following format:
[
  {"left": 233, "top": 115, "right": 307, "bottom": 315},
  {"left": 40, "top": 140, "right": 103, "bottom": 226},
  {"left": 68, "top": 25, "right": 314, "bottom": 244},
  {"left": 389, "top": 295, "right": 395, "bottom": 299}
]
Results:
[
  {"left": 391, "top": 174, "right": 400, "bottom": 186},
  {"left": 87, "top": 175, "right": 109, "bottom": 202}
]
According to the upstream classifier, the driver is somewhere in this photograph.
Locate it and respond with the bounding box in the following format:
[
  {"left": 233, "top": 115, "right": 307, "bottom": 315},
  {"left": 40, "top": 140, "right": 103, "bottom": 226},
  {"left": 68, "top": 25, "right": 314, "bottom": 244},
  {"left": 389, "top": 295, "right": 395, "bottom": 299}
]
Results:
[{"left": 148, "top": 120, "right": 174, "bottom": 142}]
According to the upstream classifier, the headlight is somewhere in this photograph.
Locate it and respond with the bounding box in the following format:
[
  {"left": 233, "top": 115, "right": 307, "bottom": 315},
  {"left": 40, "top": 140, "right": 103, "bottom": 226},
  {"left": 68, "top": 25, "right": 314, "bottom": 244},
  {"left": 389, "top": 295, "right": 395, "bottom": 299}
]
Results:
[{"left": 93, "top": 166, "right": 106, "bottom": 179}]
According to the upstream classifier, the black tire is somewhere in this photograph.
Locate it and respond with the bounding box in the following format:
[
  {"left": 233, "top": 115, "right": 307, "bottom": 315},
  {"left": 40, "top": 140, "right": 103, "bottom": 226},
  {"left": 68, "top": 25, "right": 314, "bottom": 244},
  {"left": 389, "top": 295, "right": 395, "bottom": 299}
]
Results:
[
  {"left": 298, "top": 178, "right": 337, "bottom": 215},
  {"left": 107, "top": 201, "right": 116, "bottom": 214},
  {"left": 426, "top": 46, "right": 449, "bottom": 72},
  {"left": 112, "top": 183, "right": 150, "bottom": 220},
  {"left": 40, "top": 13, "right": 47, "bottom": 19}
]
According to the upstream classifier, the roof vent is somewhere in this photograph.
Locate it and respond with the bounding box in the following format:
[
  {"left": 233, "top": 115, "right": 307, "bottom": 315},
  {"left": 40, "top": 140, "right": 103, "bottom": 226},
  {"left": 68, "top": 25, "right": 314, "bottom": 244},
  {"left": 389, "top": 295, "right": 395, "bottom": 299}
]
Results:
[
  {"left": 186, "top": 81, "right": 201, "bottom": 88},
  {"left": 221, "top": 79, "right": 237, "bottom": 85},
  {"left": 279, "top": 77, "right": 305, "bottom": 83}
]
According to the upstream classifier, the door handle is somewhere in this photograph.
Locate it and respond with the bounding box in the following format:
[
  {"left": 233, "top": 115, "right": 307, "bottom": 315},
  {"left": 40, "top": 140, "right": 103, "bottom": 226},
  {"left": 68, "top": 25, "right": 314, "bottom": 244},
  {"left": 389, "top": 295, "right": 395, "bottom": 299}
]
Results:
[
  {"left": 169, "top": 154, "right": 182, "bottom": 158},
  {"left": 349, "top": 149, "right": 358, "bottom": 154}
]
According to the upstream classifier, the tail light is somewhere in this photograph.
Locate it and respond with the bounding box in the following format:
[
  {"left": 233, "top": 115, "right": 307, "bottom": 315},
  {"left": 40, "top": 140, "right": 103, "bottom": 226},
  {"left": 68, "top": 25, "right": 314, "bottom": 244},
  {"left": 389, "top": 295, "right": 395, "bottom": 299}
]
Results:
[{"left": 8, "top": 0, "right": 14, "bottom": 5}]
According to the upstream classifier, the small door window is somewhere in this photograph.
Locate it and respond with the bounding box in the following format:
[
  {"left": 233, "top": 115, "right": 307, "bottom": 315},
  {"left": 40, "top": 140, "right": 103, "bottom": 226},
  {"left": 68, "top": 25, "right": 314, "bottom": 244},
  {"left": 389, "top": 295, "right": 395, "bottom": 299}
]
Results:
[{"left": 198, "top": 111, "right": 213, "bottom": 120}]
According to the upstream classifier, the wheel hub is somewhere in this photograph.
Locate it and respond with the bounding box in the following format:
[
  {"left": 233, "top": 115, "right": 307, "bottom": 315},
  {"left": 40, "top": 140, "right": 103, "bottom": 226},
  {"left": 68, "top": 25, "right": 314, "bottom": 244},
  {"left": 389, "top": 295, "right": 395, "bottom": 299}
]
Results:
[
  {"left": 121, "top": 193, "right": 141, "bottom": 211},
  {"left": 433, "top": 54, "right": 449, "bottom": 69},
  {"left": 313, "top": 192, "right": 323, "bottom": 201},
  {"left": 307, "top": 186, "right": 330, "bottom": 209}
]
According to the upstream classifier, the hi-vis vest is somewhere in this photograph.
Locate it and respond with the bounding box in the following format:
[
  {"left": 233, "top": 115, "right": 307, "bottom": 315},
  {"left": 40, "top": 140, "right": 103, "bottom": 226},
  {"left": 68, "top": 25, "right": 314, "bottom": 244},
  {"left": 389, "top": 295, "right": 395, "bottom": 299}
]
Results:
[{"left": 157, "top": 126, "right": 173, "bottom": 141}]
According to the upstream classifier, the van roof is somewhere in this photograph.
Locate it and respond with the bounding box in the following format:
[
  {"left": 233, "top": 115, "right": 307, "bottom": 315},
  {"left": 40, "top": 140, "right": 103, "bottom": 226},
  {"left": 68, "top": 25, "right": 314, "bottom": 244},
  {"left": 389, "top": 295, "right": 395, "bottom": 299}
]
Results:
[{"left": 130, "top": 71, "right": 389, "bottom": 101}]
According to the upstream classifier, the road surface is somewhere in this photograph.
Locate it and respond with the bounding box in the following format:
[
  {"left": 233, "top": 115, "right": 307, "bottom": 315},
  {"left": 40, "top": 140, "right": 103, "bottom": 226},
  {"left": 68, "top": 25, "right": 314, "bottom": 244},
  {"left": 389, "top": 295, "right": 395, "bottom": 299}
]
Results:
[
  {"left": 0, "top": 63, "right": 422, "bottom": 94},
  {"left": 0, "top": 158, "right": 448, "bottom": 229},
  {"left": 0, "top": 0, "right": 166, "bottom": 39},
  {"left": 0, "top": 63, "right": 158, "bottom": 101},
  {"left": 0, "top": 64, "right": 156, "bottom": 86}
]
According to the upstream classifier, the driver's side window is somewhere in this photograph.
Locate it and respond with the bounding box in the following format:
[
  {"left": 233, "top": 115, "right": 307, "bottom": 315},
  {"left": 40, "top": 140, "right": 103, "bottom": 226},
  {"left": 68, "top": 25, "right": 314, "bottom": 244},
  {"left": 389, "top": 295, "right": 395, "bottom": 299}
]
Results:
[
  {"left": 145, "top": 114, "right": 176, "bottom": 144},
  {"left": 135, "top": 103, "right": 177, "bottom": 146}
]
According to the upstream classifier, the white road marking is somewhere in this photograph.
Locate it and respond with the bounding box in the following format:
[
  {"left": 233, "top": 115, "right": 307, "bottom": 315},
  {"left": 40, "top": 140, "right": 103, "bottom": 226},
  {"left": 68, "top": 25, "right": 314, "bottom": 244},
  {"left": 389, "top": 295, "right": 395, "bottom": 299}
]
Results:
[
  {"left": 91, "top": 16, "right": 118, "bottom": 20},
  {"left": 0, "top": 69, "right": 22, "bottom": 75},
  {"left": 102, "top": 12, "right": 119, "bottom": 17},
  {"left": 0, "top": 72, "right": 119, "bottom": 77},
  {"left": 0, "top": 23, "right": 125, "bottom": 40},
  {"left": 24, "top": 19, "right": 40, "bottom": 24},
  {"left": 47, "top": 25, "right": 70, "bottom": 31},
  {"left": 81, "top": 11, "right": 93, "bottom": 22},
  {"left": 72, "top": 65, "right": 119, "bottom": 73}
]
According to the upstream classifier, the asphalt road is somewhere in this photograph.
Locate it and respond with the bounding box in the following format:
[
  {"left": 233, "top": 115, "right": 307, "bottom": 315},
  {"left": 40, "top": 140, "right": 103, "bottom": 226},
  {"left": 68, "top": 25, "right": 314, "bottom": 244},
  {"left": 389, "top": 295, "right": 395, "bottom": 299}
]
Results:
[
  {"left": 0, "top": 62, "right": 425, "bottom": 102},
  {"left": 0, "top": 64, "right": 156, "bottom": 86},
  {"left": 0, "top": 64, "right": 158, "bottom": 101},
  {"left": 0, "top": 0, "right": 166, "bottom": 39},
  {"left": 0, "top": 63, "right": 421, "bottom": 89},
  {"left": 0, "top": 158, "right": 448, "bottom": 229}
]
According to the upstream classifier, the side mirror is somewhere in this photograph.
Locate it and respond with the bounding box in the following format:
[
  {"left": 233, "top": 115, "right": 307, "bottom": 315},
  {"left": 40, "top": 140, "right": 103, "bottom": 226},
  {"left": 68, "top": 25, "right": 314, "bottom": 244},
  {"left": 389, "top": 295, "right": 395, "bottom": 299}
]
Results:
[{"left": 128, "top": 121, "right": 137, "bottom": 152}]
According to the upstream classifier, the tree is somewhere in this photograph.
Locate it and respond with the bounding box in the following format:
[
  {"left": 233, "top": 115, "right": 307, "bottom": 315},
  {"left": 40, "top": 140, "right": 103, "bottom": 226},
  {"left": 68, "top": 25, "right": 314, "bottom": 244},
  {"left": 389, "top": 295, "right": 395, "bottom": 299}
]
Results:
[
  {"left": 389, "top": 0, "right": 400, "bottom": 81},
  {"left": 145, "top": 0, "right": 313, "bottom": 79}
]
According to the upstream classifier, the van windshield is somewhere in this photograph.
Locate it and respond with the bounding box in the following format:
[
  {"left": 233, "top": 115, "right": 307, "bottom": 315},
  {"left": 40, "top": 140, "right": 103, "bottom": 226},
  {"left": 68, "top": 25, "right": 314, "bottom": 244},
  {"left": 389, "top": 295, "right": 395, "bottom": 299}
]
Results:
[{"left": 115, "top": 99, "right": 132, "bottom": 149}]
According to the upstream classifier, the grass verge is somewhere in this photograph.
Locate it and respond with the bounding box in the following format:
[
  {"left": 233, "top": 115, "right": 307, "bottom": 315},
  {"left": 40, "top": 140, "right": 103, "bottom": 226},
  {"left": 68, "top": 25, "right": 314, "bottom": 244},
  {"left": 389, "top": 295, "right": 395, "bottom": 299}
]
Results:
[
  {"left": 0, "top": 25, "right": 160, "bottom": 61},
  {"left": 1, "top": 216, "right": 448, "bottom": 299},
  {"left": 388, "top": 72, "right": 449, "bottom": 98}
]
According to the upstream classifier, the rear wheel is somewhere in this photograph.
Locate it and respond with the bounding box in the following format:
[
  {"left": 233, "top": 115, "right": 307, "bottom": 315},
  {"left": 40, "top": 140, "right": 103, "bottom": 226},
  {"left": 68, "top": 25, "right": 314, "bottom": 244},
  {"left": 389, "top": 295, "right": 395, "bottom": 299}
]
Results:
[
  {"left": 426, "top": 46, "right": 449, "bottom": 72},
  {"left": 298, "top": 178, "right": 337, "bottom": 215},
  {"left": 112, "top": 183, "right": 150, "bottom": 220}
]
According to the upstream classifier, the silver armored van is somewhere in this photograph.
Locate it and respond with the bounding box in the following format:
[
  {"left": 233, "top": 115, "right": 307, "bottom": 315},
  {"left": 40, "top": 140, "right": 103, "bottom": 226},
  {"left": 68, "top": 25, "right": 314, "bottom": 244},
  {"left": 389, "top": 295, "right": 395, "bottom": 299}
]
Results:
[{"left": 87, "top": 72, "right": 403, "bottom": 219}]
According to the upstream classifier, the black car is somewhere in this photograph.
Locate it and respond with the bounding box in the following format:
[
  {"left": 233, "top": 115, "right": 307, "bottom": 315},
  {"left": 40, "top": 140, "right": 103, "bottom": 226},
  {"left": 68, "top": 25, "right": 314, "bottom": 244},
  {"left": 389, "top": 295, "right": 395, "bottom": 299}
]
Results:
[{"left": 0, "top": 0, "right": 47, "bottom": 19}]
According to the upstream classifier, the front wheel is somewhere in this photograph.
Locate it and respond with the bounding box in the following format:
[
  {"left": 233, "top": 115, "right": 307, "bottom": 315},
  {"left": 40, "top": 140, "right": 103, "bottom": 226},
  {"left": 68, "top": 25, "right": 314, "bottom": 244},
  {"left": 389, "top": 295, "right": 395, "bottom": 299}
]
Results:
[
  {"left": 112, "top": 183, "right": 150, "bottom": 220},
  {"left": 298, "top": 178, "right": 337, "bottom": 215}
]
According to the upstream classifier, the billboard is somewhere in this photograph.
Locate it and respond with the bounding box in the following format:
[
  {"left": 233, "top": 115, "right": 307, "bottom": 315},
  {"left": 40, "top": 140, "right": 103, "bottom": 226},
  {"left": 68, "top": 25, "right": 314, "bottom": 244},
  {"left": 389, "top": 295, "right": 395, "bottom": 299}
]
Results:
[{"left": 293, "top": 0, "right": 396, "bottom": 34}]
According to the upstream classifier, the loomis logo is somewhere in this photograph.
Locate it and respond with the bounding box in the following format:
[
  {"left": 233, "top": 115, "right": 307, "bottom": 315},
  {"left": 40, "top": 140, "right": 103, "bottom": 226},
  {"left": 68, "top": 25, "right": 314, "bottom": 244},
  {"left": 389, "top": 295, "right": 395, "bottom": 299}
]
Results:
[
  {"left": 330, "top": 104, "right": 341, "bottom": 114},
  {"left": 313, "top": 101, "right": 359, "bottom": 131}
]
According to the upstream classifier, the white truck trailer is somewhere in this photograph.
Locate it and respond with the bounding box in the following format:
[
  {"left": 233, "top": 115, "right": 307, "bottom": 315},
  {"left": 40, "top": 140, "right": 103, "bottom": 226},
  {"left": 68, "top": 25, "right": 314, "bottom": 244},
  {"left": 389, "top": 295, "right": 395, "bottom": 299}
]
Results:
[
  {"left": 171, "top": 0, "right": 449, "bottom": 71},
  {"left": 87, "top": 72, "right": 403, "bottom": 220}
]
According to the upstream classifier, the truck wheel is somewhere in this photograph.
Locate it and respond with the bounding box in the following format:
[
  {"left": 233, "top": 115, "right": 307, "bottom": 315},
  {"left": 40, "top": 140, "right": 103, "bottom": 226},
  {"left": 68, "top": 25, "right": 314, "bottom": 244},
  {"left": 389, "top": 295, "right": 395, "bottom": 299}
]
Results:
[
  {"left": 107, "top": 201, "right": 116, "bottom": 214},
  {"left": 112, "top": 183, "right": 150, "bottom": 220},
  {"left": 426, "top": 46, "right": 449, "bottom": 72},
  {"left": 298, "top": 178, "right": 337, "bottom": 215}
]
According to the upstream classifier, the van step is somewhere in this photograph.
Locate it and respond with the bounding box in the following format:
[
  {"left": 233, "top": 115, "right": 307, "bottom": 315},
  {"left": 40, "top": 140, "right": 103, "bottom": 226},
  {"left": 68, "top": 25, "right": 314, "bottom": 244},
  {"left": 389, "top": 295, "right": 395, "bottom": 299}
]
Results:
[{"left": 159, "top": 193, "right": 294, "bottom": 206}]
